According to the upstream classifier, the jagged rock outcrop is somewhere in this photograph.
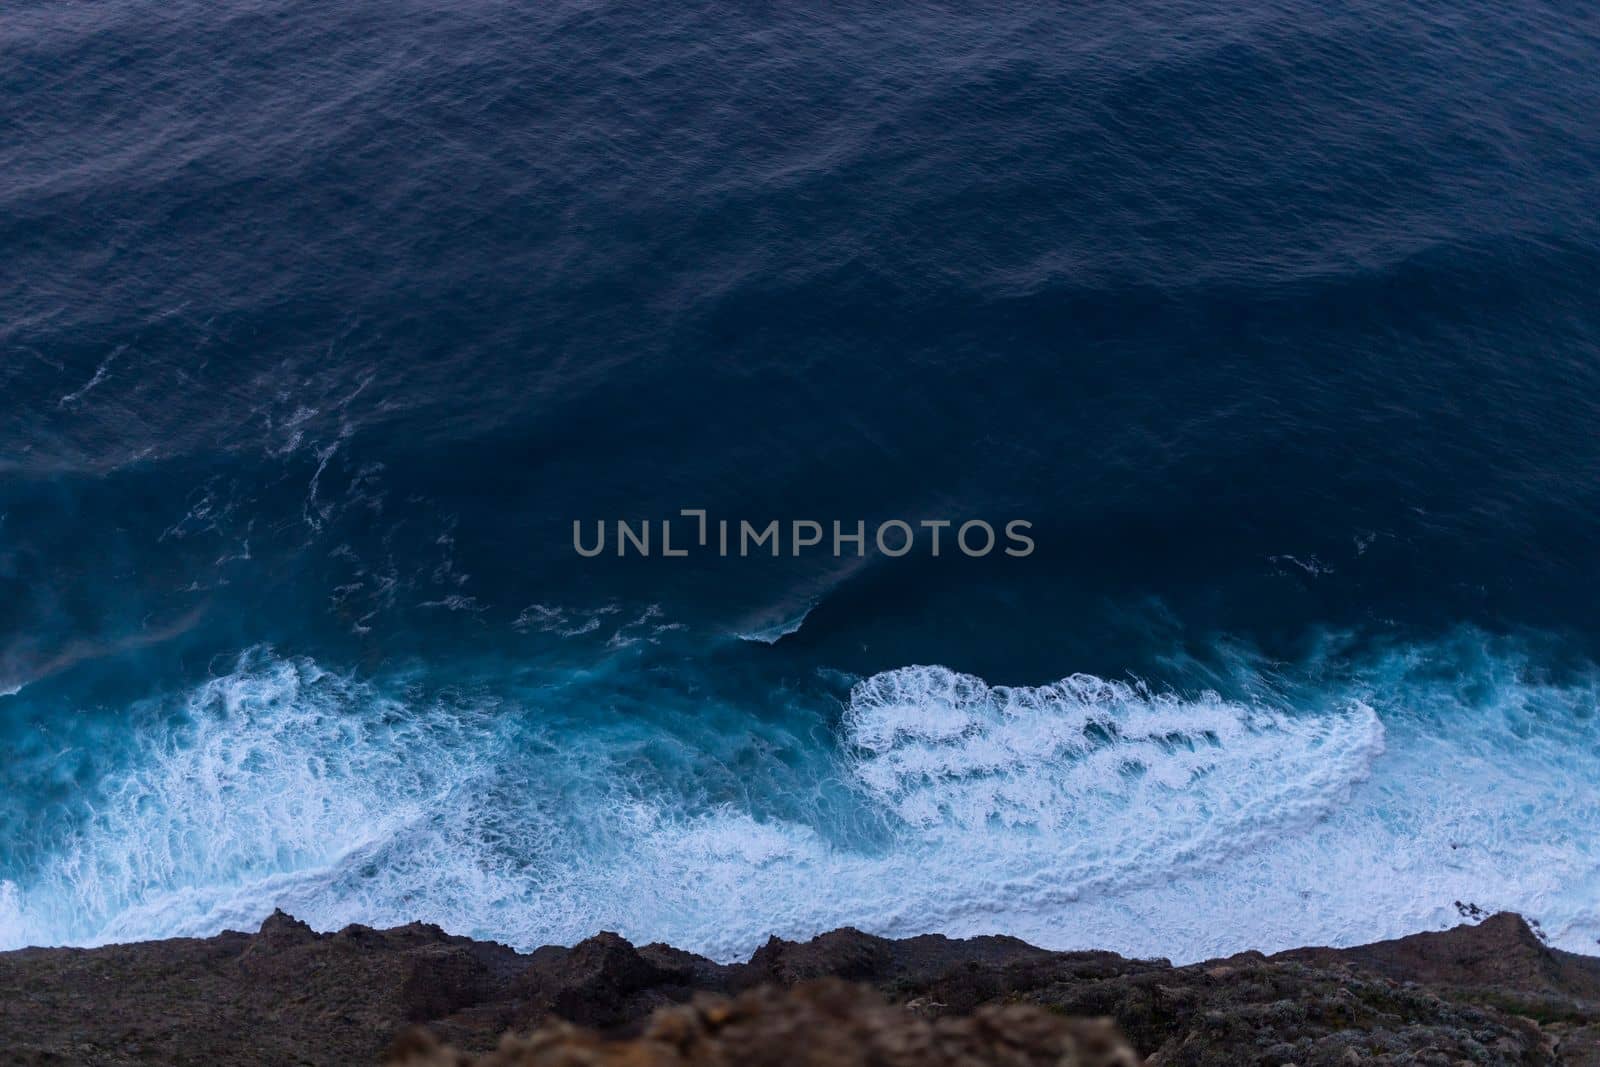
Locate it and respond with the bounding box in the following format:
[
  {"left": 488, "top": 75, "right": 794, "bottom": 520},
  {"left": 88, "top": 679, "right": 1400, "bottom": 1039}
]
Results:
[{"left": 0, "top": 911, "right": 1595, "bottom": 1064}]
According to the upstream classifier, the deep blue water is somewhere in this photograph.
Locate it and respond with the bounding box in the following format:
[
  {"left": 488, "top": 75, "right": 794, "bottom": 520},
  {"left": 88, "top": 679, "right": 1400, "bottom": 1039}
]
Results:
[{"left": 3, "top": 0, "right": 1600, "bottom": 960}]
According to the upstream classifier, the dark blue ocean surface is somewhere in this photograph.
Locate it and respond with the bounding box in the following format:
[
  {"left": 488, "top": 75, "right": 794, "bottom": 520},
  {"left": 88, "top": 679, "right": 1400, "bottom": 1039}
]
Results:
[{"left": 3, "top": 1, "right": 1599, "bottom": 959}]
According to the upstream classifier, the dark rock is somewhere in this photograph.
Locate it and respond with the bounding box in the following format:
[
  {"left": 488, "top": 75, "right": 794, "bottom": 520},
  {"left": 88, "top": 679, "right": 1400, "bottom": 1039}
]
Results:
[
  {"left": 401, "top": 946, "right": 496, "bottom": 1022},
  {"left": 742, "top": 927, "right": 897, "bottom": 986},
  {"left": 0, "top": 912, "right": 1595, "bottom": 1064},
  {"left": 252, "top": 908, "right": 318, "bottom": 949},
  {"left": 1281, "top": 911, "right": 1600, "bottom": 1006},
  {"left": 637, "top": 941, "right": 736, "bottom": 992},
  {"left": 736, "top": 926, "right": 1059, "bottom": 991},
  {"left": 507, "top": 930, "right": 698, "bottom": 1029}
]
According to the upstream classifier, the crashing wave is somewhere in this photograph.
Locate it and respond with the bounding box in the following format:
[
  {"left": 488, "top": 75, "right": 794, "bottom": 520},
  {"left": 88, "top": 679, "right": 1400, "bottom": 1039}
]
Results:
[{"left": 2, "top": 636, "right": 1597, "bottom": 965}]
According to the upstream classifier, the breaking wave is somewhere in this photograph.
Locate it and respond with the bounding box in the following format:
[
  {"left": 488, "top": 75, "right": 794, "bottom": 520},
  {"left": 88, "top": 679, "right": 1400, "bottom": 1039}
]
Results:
[{"left": 2, "top": 634, "right": 1597, "bottom": 963}]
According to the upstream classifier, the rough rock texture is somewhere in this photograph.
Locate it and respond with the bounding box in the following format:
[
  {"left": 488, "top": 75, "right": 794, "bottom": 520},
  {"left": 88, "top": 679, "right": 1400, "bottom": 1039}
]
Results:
[
  {"left": 0, "top": 910, "right": 1596, "bottom": 1065},
  {"left": 387, "top": 981, "right": 1139, "bottom": 1066}
]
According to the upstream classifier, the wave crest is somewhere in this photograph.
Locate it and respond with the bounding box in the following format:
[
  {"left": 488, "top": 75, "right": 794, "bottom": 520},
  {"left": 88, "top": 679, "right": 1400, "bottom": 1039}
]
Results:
[{"left": 5, "top": 635, "right": 1599, "bottom": 965}]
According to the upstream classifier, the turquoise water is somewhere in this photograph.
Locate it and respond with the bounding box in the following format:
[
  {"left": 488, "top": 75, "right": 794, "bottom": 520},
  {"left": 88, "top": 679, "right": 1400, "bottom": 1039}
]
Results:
[{"left": 3, "top": 630, "right": 1597, "bottom": 960}]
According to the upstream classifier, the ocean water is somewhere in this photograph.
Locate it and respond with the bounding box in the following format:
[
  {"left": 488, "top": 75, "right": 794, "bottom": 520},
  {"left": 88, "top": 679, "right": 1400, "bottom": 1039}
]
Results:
[{"left": 3, "top": 1, "right": 1600, "bottom": 961}]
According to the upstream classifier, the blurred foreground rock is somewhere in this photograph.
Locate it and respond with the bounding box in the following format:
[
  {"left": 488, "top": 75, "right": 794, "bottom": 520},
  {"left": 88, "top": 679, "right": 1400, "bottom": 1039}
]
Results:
[{"left": 387, "top": 980, "right": 1138, "bottom": 1066}]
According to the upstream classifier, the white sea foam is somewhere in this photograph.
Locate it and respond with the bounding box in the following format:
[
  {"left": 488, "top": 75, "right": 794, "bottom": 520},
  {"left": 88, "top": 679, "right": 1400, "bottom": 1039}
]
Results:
[
  {"left": 0, "top": 652, "right": 501, "bottom": 948},
  {"left": 3, "top": 637, "right": 1598, "bottom": 964}
]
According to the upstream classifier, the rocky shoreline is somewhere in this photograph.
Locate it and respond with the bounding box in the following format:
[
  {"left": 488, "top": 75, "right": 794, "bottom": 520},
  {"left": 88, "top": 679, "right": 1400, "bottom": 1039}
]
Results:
[{"left": 2, "top": 912, "right": 1598, "bottom": 1065}]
